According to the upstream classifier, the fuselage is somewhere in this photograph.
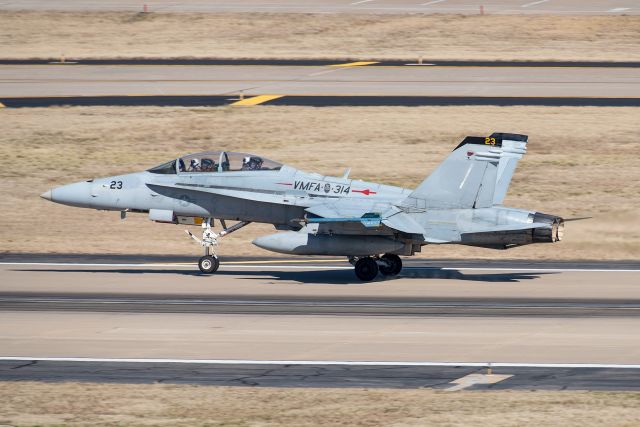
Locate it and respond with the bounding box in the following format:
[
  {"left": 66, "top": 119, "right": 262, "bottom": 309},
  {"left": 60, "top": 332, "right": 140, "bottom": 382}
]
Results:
[{"left": 42, "top": 151, "right": 411, "bottom": 228}]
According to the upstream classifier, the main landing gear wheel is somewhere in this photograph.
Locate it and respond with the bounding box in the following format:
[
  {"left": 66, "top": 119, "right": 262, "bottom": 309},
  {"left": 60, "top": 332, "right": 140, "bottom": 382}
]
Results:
[
  {"left": 379, "top": 253, "right": 402, "bottom": 276},
  {"left": 198, "top": 255, "right": 219, "bottom": 274},
  {"left": 354, "top": 257, "right": 379, "bottom": 281}
]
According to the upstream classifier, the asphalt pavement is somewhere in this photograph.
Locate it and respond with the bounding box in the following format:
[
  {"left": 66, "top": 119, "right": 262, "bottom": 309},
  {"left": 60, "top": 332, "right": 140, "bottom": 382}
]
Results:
[
  {"left": 2, "top": 359, "right": 640, "bottom": 390},
  {"left": 1, "top": 256, "right": 639, "bottom": 389},
  {"left": 2, "top": 63, "right": 638, "bottom": 107}
]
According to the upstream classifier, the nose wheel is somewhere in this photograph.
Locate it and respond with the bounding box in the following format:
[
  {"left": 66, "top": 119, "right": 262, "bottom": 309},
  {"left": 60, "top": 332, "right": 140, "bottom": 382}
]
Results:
[
  {"left": 198, "top": 255, "right": 220, "bottom": 274},
  {"left": 186, "top": 218, "right": 251, "bottom": 275}
]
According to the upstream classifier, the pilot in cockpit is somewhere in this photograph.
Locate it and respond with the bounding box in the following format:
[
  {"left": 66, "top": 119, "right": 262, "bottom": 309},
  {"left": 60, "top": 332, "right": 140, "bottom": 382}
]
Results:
[
  {"left": 188, "top": 159, "right": 200, "bottom": 172},
  {"left": 241, "top": 156, "right": 264, "bottom": 171}
]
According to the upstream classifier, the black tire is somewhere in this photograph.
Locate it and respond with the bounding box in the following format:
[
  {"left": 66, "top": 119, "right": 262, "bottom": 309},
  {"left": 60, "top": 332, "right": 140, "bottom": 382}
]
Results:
[
  {"left": 379, "top": 254, "right": 402, "bottom": 276},
  {"left": 354, "top": 257, "right": 379, "bottom": 281},
  {"left": 198, "top": 255, "right": 219, "bottom": 274}
]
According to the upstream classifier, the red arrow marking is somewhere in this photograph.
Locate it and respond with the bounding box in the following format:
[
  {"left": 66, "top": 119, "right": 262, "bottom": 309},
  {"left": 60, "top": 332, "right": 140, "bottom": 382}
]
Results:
[
  {"left": 352, "top": 189, "right": 377, "bottom": 195},
  {"left": 276, "top": 182, "right": 293, "bottom": 186}
]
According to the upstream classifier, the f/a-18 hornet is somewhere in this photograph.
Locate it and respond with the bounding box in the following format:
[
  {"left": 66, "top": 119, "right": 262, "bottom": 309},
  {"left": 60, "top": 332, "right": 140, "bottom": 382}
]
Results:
[{"left": 41, "top": 132, "right": 564, "bottom": 281}]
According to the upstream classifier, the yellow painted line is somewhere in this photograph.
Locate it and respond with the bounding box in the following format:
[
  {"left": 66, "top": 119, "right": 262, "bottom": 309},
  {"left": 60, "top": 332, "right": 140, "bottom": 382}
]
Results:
[
  {"left": 231, "top": 94, "right": 284, "bottom": 106},
  {"left": 331, "top": 61, "right": 379, "bottom": 67}
]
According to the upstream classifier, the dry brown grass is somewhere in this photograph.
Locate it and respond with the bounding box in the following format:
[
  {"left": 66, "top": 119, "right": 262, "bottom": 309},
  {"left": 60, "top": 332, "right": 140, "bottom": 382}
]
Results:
[
  {"left": 1, "top": 11, "right": 639, "bottom": 61},
  {"left": 1, "top": 105, "right": 638, "bottom": 259},
  {"left": 1, "top": 381, "right": 639, "bottom": 426}
]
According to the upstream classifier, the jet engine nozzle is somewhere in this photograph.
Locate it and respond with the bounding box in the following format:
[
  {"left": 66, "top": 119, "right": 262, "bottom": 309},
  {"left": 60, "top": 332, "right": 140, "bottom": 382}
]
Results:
[{"left": 532, "top": 212, "right": 564, "bottom": 243}]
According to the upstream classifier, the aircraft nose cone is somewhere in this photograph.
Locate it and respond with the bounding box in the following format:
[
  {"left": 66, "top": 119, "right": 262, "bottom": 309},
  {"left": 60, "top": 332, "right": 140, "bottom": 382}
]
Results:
[
  {"left": 40, "top": 190, "right": 52, "bottom": 201},
  {"left": 44, "top": 181, "right": 93, "bottom": 208}
]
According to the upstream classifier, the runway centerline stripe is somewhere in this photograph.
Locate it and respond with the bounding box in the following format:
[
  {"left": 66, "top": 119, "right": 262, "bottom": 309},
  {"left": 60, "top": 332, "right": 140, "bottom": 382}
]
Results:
[
  {"left": 1, "top": 356, "right": 640, "bottom": 369},
  {"left": 230, "top": 94, "right": 284, "bottom": 106}
]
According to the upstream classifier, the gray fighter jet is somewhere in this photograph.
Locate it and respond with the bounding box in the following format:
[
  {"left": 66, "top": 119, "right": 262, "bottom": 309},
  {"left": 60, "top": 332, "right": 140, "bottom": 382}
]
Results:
[{"left": 41, "top": 132, "right": 564, "bottom": 280}]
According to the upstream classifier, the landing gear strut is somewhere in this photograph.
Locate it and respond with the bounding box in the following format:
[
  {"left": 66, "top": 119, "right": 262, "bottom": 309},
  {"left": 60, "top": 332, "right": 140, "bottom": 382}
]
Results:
[
  {"left": 186, "top": 218, "right": 251, "bottom": 274},
  {"left": 351, "top": 253, "right": 403, "bottom": 281}
]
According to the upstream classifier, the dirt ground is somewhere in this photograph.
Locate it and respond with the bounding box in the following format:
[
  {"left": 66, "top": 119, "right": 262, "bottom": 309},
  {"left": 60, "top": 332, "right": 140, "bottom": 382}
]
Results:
[
  {"left": 0, "top": 105, "right": 638, "bottom": 259},
  {"left": 1, "top": 11, "right": 639, "bottom": 61},
  {"left": 0, "top": 382, "right": 639, "bottom": 427}
]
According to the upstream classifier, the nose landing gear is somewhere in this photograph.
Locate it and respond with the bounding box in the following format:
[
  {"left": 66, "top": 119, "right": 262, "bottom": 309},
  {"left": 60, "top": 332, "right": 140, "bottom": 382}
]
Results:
[
  {"left": 350, "top": 253, "right": 403, "bottom": 281},
  {"left": 186, "top": 218, "right": 251, "bottom": 274}
]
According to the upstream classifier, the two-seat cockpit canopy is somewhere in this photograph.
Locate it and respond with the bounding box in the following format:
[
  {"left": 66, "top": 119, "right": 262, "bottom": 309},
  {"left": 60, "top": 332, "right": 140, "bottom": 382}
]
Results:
[{"left": 148, "top": 151, "right": 283, "bottom": 175}]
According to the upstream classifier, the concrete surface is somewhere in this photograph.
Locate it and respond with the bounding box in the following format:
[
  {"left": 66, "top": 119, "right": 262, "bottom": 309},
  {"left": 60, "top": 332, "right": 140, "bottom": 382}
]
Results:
[
  {"left": 1, "top": 260, "right": 639, "bottom": 365},
  {"left": 2, "top": 311, "right": 640, "bottom": 364},
  {"left": 1, "top": 64, "right": 638, "bottom": 98},
  {"left": 1, "top": 0, "right": 638, "bottom": 15}
]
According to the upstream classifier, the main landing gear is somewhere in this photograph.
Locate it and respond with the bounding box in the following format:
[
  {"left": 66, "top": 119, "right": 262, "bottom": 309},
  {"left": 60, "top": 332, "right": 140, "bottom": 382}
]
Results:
[
  {"left": 350, "top": 253, "right": 403, "bottom": 281},
  {"left": 186, "top": 218, "right": 251, "bottom": 274}
]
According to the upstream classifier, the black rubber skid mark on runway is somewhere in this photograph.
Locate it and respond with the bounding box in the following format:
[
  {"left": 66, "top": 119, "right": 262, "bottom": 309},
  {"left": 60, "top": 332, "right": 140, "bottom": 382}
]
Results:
[{"left": 3, "top": 95, "right": 640, "bottom": 108}]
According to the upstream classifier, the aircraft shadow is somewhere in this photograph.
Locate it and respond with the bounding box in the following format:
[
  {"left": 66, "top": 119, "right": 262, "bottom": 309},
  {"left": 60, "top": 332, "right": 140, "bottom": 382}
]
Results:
[{"left": 13, "top": 267, "right": 553, "bottom": 284}]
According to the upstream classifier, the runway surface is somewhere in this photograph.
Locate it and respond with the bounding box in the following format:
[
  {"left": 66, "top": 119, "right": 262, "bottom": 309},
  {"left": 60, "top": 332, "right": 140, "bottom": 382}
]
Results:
[
  {"left": 4, "top": 95, "right": 638, "bottom": 107},
  {"left": 1, "top": 257, "right": 639, "bottom": 373},
  {"left": 1, "top": 0, "right": 638, "bottom": 15},
  {"left": 3, "top": 59, "right": 639, "bottom": 67},
  {"left": 2, "top": 358, "right": 640, "bottom": 390},
  {"left": 2, "top": 292, "right": 639, "bottom": 317},
  {"left": 2, "top": 64, "right": 637, "bottom": 98},
  {"left": 2, "top": 63, "right": 638, "bottom": 107}
]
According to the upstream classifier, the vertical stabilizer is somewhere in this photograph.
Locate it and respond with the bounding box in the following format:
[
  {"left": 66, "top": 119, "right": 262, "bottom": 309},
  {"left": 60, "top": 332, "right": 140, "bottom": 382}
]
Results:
[
  {"left": 404, "top": 133, "right": 527, "bottom": 210},
  {"left": 491, "top": 133, "right": 528, "bottom": 205}
]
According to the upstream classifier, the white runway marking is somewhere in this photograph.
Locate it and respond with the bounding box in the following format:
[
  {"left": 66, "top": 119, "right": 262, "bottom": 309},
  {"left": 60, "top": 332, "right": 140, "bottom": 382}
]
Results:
[
  {"left": 1, "top": 356, "right": 640, "bottom": 369},
  {"left": 609, "top": 7, "right": 630, "bottom": 12},
  {"left": 407, "top": 267, "right": 640, "bottom": 273},
  {"left": 0, "top": 262, "right": 352, "bottom": 270},
  {"left": 350, "top": 0, "right": 375, "bottom": 5},
  {"left": 0, "top": 262, "right": 638, "bottom": 272},
  {"left": 420, "top": 0, "right": 447, "bottom": 6},
  {"left": 446, "top": 373, "right": 513, "bottom": 391},
  {"left": 521, "top": 0, "right": 550, "bottom": 8}
]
